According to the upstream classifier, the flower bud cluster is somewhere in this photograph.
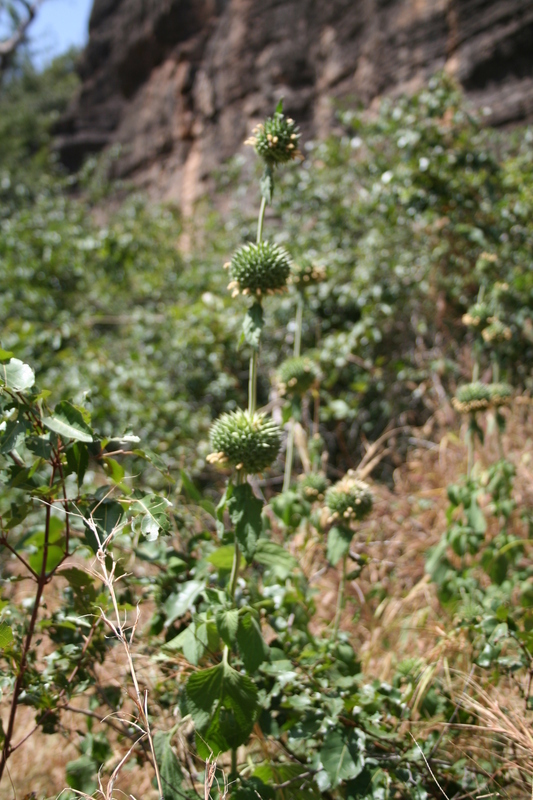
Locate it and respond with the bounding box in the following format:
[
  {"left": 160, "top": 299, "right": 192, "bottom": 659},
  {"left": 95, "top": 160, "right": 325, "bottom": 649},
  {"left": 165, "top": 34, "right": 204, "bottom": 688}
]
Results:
[
  {"left": 208, "top": 409, "right": 281, "bottom": 474},
  {"left": 481, "top": 318, "right": 512, "bottom": 344},
  {"left": 325, "top": 472, "right": 373, "bottom": 523},
  {"left": 462, "top": 302, "right": 491, "bottom": 329},
  {"left": 289, "top": 260, "right": 327, "bottom": 289},
  {"left": 277, "top": 356, "right": 320, "bottom": 397},
  {"left": 226, "top": 242, "right": 292, "bottom": 298},
  {"left": 297, "top": 472, "right": 329, "bottom": 502},
  {"left": 245, "top": 112, "right": 301, "bottom": 164}
]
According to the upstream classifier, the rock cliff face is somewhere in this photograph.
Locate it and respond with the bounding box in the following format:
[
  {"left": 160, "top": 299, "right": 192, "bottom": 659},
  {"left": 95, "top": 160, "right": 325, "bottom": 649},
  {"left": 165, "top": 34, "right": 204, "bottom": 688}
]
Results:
[{"left": 56, "top": 0, "right": 533, "bottom": 208}]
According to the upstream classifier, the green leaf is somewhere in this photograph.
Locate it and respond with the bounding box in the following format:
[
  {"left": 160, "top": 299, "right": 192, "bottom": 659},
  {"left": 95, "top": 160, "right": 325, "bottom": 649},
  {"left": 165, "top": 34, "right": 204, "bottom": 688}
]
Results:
[
  {"left": 59, "top": 567, "right": 94, "bottom": 588},
  {"left": 186, "top": 659, "right": 258, "bottom": 754},
  {"left": 66, "top": 442, "right": 89, "bottom": 487},
  {"left": 154, "top": 730, "right": 184, "bottom": 800},
  {"left": 242, "top": 303, "right": 264, "bottom": 351},
  {"left": 180, "top": 469, "right": 201, "bottom": 501},
  {"left": 83, "top": 499, "right": 124, "bottom": 552},
  {"left": 237, "top": 612, "right": 269, "bottom": 673},
  {"left": 164, "top": 620, "right": 217, "bottom": 666},
  {"left": 0, "top": 622, "right": 14, "bottom": 649},
  {"left": 275, "top": 98, "right": 284, "bottom": 114},
  {"left": 29, "top": 544, "right": 65, "bottom": 574},
  {"left": 227, "top": 484, "right": 263, "bottom": 562},
  {"left": 66, "top": 754, "right": 98, "bottom": 793},
  {"left": 327, "top": 525, "right": 353, "bottom": 565},
  {"left": 0, "top": 419, "right": 26, "bottom": 454},
  {"left": 216, "top": 608, "right": 239, "bottom": 647},
  {"left": 0, "top": 348, "right": 14, "bottom": 362},
  {"left": 253, "top": 539, "right": 297, "bottom": 579},
  {"left": 320, "top": 730, "right": 366, "bottom": 787},
  {"left": 466, "top": 496, "right": 486, "bottom": 535},
  {"left": 43, "top": 401, "right": 93, "bottom": 443},
  {"left": 132, "top": 494, "right": 172, "bottom": 541},
  {"left": 260, "top": 163, "right": 275, "bottom": 204},
  {"left": 208, "top": 545, "right": 244, "bottom": 571},
  {"left": 0, "top": 358, "right": 35, "bottom": 392},
  {"left": 164, "top": 580, "right": 205, "bottom": 627}
]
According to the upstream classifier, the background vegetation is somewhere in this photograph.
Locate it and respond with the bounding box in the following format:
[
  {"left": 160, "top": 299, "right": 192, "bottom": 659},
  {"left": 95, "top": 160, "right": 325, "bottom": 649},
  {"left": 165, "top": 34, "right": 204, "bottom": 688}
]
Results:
[{"left": 1, "top": 56, "right": 533, "bottom": 800}]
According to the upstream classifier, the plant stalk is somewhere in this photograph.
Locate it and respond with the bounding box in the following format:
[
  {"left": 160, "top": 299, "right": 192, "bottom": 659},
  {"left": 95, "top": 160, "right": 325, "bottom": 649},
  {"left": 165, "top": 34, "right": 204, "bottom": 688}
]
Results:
[{"left": 332, "top": 552, "right": 348, "bottom": 641}]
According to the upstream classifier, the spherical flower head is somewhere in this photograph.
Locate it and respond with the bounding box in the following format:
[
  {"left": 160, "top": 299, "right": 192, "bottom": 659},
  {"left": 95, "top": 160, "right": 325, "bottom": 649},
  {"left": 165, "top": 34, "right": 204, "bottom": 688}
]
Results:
[
  {"left": 227, "top": 242, "right": 292, "bottom": 298},
  {"left": 325, "top": 472, "right": 373, "bottom": 523},
  {"left": 481, "top": 318, "right": 512, "bottom": 344},
  {"left": 277, "top": 356, "right": 320, "bottom": 397},
  {"left": 462, "top": 302, "right": 491, "bottom": 330},
  {"left": 207, "top": 409, "right": 281, "bottom": 474},
  {"left": 289, "top": 259, "right": 327, "bottom": 290},
  {"left": 245, "top": 112, "right": 301, "bottom": 165},
  {"left": 488, "top": 382, "right": 513, "bottom": 408},
  {"left": 297, "top": 471, "right": 330, "bottom": 502},
  {"left": 452, "top": 382, "right": 491, "bottom": 414}
]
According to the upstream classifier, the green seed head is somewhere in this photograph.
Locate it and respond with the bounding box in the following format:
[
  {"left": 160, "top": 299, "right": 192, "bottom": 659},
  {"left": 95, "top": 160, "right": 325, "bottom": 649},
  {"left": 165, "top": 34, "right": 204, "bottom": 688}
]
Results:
[
  {"left": 207, "top": 409, "right": 282, "bottom": 474},
  {"left": 452, "top": 382, "right": 491, "bottom": 414},
  {"left": 297, "top": 472, "right": 330, "bottom": 502},
  {"left": 245, "top": 112, "right": 301, "bottom": 165},
  {"left": 325, "top": 472, "right": 373, "bottom": 523},
  {"left": 277, "top": 356, "right": 320, "bottom": 397},
  {"left": 488, "top": 382, "right": 513, "bottom": 408},
  {"left": 227, "top": 242, "right": 292, "bottom": 298}
]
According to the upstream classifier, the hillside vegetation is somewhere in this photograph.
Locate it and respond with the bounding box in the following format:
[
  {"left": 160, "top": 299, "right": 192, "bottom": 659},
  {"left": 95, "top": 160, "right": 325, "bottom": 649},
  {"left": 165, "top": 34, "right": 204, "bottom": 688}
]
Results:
[{"left": 1, "top": 59, "right": 533, "bottom": 800}]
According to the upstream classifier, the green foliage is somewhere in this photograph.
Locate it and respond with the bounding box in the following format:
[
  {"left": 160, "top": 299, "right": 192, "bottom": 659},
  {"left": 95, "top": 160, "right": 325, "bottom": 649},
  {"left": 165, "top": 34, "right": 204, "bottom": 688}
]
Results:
[
  {"left": 0, "top": 53, "right": 79, "bottom": 173},
  {"left": 2, "top": 74, "right": 533, "bottom": 800}
]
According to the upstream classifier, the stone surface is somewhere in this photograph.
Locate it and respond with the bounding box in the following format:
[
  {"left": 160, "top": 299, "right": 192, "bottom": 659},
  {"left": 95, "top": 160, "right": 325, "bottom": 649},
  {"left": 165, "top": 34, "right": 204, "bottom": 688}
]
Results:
[{"left": 56, "top": 0, "right": 533, "bottom": 207}]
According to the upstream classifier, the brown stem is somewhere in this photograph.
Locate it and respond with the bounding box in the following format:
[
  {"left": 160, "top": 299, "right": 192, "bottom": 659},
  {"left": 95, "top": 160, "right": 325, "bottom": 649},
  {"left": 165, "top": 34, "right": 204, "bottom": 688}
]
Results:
[{"left": 0, "top": 468, "right": 55, "bottom": 781}]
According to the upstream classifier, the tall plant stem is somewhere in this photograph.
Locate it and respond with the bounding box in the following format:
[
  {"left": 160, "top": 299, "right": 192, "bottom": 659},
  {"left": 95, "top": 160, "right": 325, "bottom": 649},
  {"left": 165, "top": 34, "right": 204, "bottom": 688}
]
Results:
[
  {"left": 256, "top": 195, "right": 267, "bottom": 245},
  {"left": 248, "top": 351, "right": 258, "bottom": 416},
  {"left": 332, "top": 553, "right": 348, "bottom": 642},
  {"left": 283, "top": 293, "right": 304, "bottom": 492},
  {"left": 466, "top": 416, "right": 475, "bottom": 479},
  {"left": 247, "top": 195, "right": 268, "bottom": 417}
]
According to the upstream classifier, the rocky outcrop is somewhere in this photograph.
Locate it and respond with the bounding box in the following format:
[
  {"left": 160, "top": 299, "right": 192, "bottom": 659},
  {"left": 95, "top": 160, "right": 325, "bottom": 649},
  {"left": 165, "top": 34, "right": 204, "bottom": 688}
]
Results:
[{"left": 56, "top": 0, "right": 533, "bottom": 209}]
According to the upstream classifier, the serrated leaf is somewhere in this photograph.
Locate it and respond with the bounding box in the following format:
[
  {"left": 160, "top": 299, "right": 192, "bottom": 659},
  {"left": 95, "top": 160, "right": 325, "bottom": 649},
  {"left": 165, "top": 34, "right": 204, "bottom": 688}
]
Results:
[
  {"left": 0, "top": 622, "right": 14, "bottom": 649},
  {"left": 227, "top": 484, "right": 263, "bottom": 562},
  {"left": 216, "top": 608, "right": 239, "bottom": 647},
  {"left": 327, "top": 525, "right": 353, "bottom": 566},
  {"left": 253, "top": 539, "right": 297, "bottom": 579},
  {"left": 237, "top": 612, "right": 269, "bottom": 673},
  {"left": 186, "top": 659, "right": 258, "bottom": 755},
  {"left": 242, "top": 303, "right": 264, "bottom": 351},
  {"left": 43, "top": 401, "right": 93, "bottom": 443},
  {"left": 154, "top": 731, "right": 184, "bottom": 800},
  {"left": 0, "top": 358, "right": 35, "bottom": 392}
]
